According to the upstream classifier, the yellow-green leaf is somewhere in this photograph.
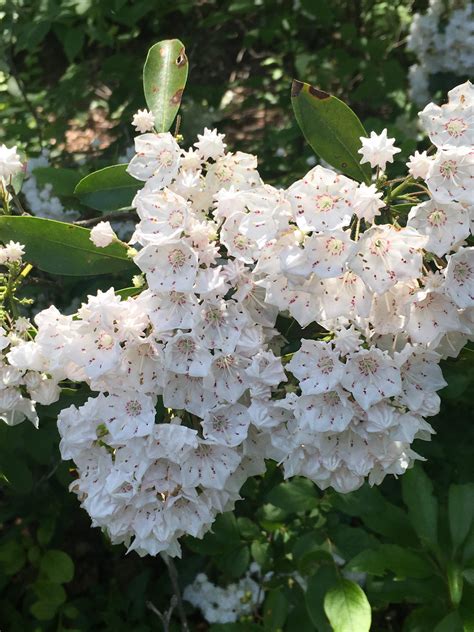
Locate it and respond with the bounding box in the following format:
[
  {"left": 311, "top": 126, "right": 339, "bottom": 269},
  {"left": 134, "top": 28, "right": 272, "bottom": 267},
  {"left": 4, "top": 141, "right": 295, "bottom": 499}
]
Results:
[
  {"left": 143, "top": 39, "right": 188, "bottom": 133},
  {"left": 291, "top": 80, "right": 371, "bottom": 183}
]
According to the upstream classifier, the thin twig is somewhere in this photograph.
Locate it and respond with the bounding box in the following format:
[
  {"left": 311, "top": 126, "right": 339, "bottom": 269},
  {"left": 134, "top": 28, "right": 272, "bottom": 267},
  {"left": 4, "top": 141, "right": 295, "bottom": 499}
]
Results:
[
  {"left": 74, "top": 210, "right": 136, "bottom": 227},
  {"left": 147, "top": 596, "right": 177, "bottom": 632},
  {"left": 161, "top": 553, "right": 190, "bottom": 632}
]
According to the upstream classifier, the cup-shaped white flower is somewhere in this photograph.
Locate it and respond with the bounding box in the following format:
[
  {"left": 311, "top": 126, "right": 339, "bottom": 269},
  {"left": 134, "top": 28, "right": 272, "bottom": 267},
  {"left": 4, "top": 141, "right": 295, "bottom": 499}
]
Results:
[
  {"left": 341, "top": 347, "right": 402, "bottom": 410},
  {"left": 287, "top": 339, "right": 345, "bottom": 395}
]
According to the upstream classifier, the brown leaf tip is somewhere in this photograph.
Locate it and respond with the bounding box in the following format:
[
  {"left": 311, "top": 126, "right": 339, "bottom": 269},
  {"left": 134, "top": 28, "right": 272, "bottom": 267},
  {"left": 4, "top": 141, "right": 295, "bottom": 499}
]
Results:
[
  {"left": 291, "top": 80, "right": 304, "bottom": 97},
  {"left": 308, "top": 86, "right": 330, "bottom": 100},
  {"left": 176, "top": 48, "right": 187, "bottom": 67}
]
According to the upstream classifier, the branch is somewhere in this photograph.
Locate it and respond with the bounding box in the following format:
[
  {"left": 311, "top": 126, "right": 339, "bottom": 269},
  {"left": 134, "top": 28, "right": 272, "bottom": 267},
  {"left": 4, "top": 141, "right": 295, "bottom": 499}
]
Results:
[
  {"left": 74, "top": 210, "right": 137, "bottom": 227},
  {"left": 147, "top": 596, "right": 177, "bottom": 632},
  {"left": 161, "top": 553, "right": 190, "bottom": 632}
]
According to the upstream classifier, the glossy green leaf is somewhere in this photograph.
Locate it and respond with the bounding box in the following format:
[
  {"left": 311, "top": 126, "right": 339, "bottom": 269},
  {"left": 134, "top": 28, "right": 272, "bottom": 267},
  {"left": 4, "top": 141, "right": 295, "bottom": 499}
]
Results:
[
  {"left": 33, "top": 167, "right": 82, "bottom": 197},
  {"left": 216, "top": 545, "right": 250, "bottom": 578},
  {"left": 266, "top": 477, "right": 318, "bottom": 513},
  {"left": 143, "top": 39, "right": 188, "bottom": 132},
  {"left": 0, "top": 216, "right": 134, "bottom": 276},
  {"left": 291, "top": 80, "right": 371, "bottom": 183},
  {"left": 40, "top": 550, "right": 74, "bottom": 584},
  {"left": 448, "top": 483, "right": 474, "bottom": 552},
  {"left": 305, "top": 565, "right": 338, "bottom": 631},
  {"left": 323, "top": 578, "right": 371, "bottom": 632},
  {"left": 74, "top": 164, "right": 140, "bottom": 212},
  {"left": 263, "top": 588, "right": 289, "bottom": 631},
  {"left": 401, "top": 466, "right": 439, "bottom": 549},
  {"left": 347, "top": 545, "right": 433, "bottom": 579}
]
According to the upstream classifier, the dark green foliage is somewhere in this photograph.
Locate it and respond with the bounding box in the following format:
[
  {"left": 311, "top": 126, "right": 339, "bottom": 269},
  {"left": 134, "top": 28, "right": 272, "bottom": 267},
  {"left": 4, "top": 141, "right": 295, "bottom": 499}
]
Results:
[{"left": 1, "top": 2, "right": 474, "bottom": 630}]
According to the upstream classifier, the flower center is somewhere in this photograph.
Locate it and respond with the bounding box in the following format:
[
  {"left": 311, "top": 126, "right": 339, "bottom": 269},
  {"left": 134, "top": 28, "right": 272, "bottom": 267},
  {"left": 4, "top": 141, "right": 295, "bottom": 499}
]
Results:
[
  {"left": 215, "top": 354, "right": 235, "bottom": 369},
  {"left": 428, "top": 209, "right": 447, "bottom": 227},
  {"left": 323, "top": 391, "right": 340, "bottom": 405},
  {"left": 215, "top": 164, "right": 232, "bottom": 183},
  {"left": 358, "top": 356, "right": 379, "bottom": 376},
  {"left": 317, "top": 356, "right": 334, "bottom": 374},
  {"left": 370, "top": 237, "right": 389, "bottom": 256},
  {"left": 233, "top": 234, "right": 250, "bottom": 251},
  {"left": 158, "top": 149, "right": 174, "bottom": 167},
  {"left": 439, "top": 160, "right": 457, "bottom": 179},
  {"left": 211, "top": 414, "right": 228, "bottom": 431},
  {"left": 176, "top": 337, "right": 196, "bottom": 355},
  {"left": 316, "top": 194, "right": 336, "bottom": 212},
  {"left": 325, "top": 236, "right": 345, "bottom": 256},
  {"left": 169, "top": 291, "right": 187, "bottom": 306},
  {"left": 205, "top": 307, "right": 225, "bottom": 325},
  {"left": 453, "top": 261, "right": 471, "bottom": 283},
  {"left": 97, "top": 332, "right": 114, "bottom": 350},
  {"left": 168, "top": 248, "right": 186, "bottom": 269},
  {"left": 169, "top": 209, "right": 184, "bottom": 228},
  {"left": 445, "top": 118, "right": 467, "bottom": 138},
  {"left": 125, "top": 400, "right": 142, "bottom": 416}
]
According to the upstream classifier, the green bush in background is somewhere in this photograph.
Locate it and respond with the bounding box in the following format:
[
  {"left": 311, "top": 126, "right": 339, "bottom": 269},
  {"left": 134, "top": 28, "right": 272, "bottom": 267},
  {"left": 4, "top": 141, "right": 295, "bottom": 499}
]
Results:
[{"left": 1, "top": 1, "right": 473, "bottom": 631}]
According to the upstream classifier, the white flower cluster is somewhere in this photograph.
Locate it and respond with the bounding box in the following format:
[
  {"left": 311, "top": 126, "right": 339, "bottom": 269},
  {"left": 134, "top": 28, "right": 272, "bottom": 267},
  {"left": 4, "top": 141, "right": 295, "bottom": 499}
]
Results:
[
  {"left": 407, "top": 0, "right": 474, "bottom": 105},
  {"left": 0, "top": 245, "right": 61, "bottom": 427},
  {"left": 5, "top": 86, "right": 473, "bottom": 557},
  {"left": 0, "top": 144, "right": 23, "bottom": 183},
  {"left": 183, "top": 565, "right": 263, "bottom": 624}
]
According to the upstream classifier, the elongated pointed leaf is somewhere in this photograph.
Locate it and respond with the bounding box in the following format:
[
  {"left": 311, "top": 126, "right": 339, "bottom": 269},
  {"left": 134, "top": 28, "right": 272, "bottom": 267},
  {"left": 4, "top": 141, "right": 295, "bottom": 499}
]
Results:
[
  {"left": 323, "top": 578, "right": 371, "bottom": 632},
  {"left": 143, "top": 39, "right": 188, "bottom": 133},
  {"left": 448, "top": 483, "right": 474, "bottom": 553},
  {"left": 401, "top": 465, "right": 438, "bottom": 549},
  {"left": 291, "top": 80, "right": 371, "bottom": 183},
  {"left": 74, "top": 164, "right": 140, "bottom": 212},
  {"left": 0, "top": 216, "right": 134, "bottom": 276}
]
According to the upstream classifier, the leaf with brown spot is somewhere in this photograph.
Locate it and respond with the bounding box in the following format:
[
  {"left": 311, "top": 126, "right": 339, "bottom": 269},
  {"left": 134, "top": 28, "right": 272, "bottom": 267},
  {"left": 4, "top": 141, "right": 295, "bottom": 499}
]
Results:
[
  {"left": 291, "top": 79, "right": 371, "bottom": 183},
  {"left": 143, "top": 39, "right": 188, "bottom": 133}
]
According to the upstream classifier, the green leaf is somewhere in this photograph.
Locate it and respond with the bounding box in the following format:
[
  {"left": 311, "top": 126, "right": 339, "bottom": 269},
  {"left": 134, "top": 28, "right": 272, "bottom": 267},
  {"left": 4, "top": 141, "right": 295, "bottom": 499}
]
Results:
[
  {"left": 0, "top": 539, "right": 26, "bottom": 575},
  {"left": 30, "top": 600, "right": 59, "bottom": 621},
  {"left": 433, "top": 610, "right": 464, "bottom": 632},
  {"left": 448, "top": 483, "right": 474, "bottom": 552},
  {"left": 216, "top": 545, "right": 250, "bottom": 578},
  {"left": 33, "top": 580, "right": 66, "bottom": 607},
  {"left": 143, "top": 39, "right": 188, "bottom": 132},
  {"left": 74, "top": 164, "right": 140, "bottom": 212},
  {"left": 331, "top": 484, "right": 416, "bottom": 545},
  {"left": 323, "top": 578, "right": 371, "bottom": 632},
  {"left": 33, "top": 167, "right": 82, "bottom": 197},
  {"left": 305, "top": 565, "right": 339, "bottom": 631},
  {"left": 39, "top": 550, "right": 74, "bottom": 584},
  {"left": 401, "top": 466, "right": 439, "bottom": 549},
  {"left": 237, "top": 517, "right": 261, "bottom": 540},
  {"left": 291, "top": 80, "right": 371, "bottom": 183},
  {"left": 0, "top": 216, "right": 134, "bottom": 276},
  {"left": 263, "top": 588, "right": 289, "bottom": 631},
  {"left": 463, "top": 569, "right": 474, "bottom": 585},
  {"left": 347, "top": 545, "right": 433, "bottom": 579},
  {"left": 251, "top": 540, "right": 272, "bottom": 569},
  {"left": 266, "top": 477, "right": 318, "bottom": 513},
  {"left": 115, "top": 286, "right": 142, "bottom": 299},
  {"left": 0, "top": 452, "right": 33, "bottom": 493}
]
